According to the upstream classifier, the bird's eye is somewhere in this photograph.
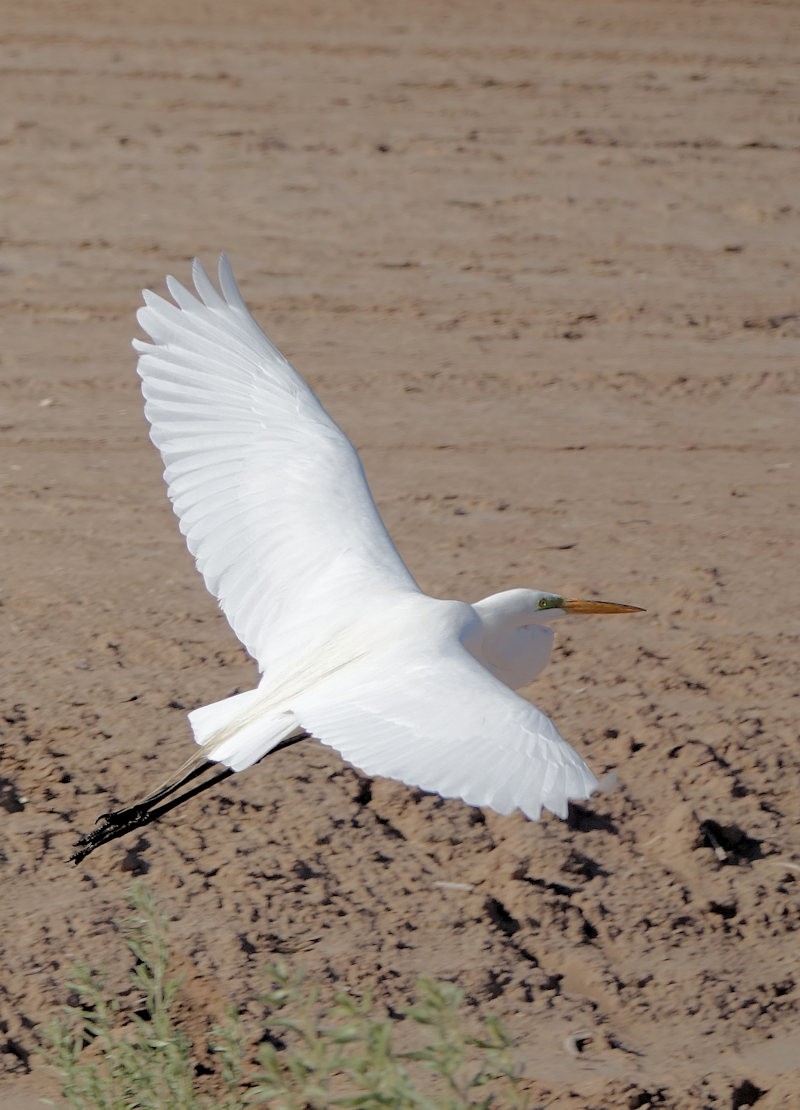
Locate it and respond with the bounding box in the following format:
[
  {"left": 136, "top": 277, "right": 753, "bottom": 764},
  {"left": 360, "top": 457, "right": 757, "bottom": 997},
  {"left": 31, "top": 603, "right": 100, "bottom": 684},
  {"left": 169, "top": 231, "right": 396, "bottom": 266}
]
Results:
[{"left": 538, "top": 597, "right": 549, "bottom": 609}]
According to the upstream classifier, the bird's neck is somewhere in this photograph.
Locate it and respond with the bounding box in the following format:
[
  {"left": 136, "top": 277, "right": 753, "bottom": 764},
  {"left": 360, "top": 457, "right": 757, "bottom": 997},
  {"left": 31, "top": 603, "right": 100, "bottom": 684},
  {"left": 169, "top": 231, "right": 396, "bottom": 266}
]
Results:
[{"left": 474, "top": 589, "right": 552, "bottom": 630}]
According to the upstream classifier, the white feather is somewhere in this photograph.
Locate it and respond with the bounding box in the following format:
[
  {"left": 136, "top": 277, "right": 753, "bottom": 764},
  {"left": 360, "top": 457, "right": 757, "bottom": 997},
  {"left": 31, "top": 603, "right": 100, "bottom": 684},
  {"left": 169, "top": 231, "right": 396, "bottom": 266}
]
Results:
[
  {"left": 135, "top": 255, "right": 418, "bottom": 675},
  {"left": 292, "top": 626, "right": 598, "bottom": 820},
  {"left": 133, "top": 257, "right": 604, "bottom": 822}
]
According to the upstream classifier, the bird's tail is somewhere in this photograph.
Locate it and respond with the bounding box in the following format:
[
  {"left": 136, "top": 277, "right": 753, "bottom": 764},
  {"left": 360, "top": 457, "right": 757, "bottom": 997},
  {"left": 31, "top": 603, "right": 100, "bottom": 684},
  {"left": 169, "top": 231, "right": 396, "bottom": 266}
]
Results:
[{"left": 189, "top": 687, "right": 303, "bottom": 771}]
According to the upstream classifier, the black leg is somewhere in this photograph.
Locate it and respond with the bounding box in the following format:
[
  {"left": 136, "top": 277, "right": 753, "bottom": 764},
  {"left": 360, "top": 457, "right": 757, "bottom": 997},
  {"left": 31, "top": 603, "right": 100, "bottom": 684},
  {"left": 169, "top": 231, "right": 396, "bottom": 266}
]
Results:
[{"left": 70, "top": 732, "right": 309, "bottom": 865}]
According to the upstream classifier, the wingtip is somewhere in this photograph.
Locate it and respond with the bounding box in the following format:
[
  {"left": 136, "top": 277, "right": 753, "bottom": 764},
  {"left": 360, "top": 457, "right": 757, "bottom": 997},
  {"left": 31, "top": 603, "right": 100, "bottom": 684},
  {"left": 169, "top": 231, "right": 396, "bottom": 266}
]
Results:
[
  {"left": 217, "top": 252, "right": 233, "bottom": 290},
  {"left": 191, "top": 254, "right": 211, "bottom": 287},
  {"left": 137, "top": 255, "right": 240, "bottom": 316},
  {"left": 217, "top": 252, "right": 249, "bottom": 312},
  {"left": 134, "top": 303, "right": 152, "bottom": 332},
  {"left": 190, "top": 255, "right": 229, "bottom": 311}
]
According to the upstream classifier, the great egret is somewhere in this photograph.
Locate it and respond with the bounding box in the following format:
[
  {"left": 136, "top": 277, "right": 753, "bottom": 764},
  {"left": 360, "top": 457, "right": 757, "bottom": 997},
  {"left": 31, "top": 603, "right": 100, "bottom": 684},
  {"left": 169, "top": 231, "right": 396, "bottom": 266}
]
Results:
[{"left": 72, "top": 257, "right": 642, "bottom": 864}]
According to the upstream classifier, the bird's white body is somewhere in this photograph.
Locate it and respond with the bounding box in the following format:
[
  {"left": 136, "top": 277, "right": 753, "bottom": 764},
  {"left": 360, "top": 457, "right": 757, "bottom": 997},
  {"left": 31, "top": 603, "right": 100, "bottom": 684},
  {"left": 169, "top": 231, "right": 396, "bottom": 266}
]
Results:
[
  {"left": 186, "top": 590, "right": 578, "bottom": 819},
  {"left": 133, "top": 258, "right": 609, "bottom": 824}
]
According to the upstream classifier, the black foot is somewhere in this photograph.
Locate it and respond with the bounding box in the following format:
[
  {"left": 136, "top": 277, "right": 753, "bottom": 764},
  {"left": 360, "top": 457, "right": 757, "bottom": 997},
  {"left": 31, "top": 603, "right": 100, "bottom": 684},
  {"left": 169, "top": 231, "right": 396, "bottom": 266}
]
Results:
[
  {"left": 70, "top": 762, "right": 235, "bottom": 865},
  {"left": 69, "top": 731, "right": 309, "bottom": 865},
  {"left": 71, "top": 802, "right": 159, "bottom": 864}
]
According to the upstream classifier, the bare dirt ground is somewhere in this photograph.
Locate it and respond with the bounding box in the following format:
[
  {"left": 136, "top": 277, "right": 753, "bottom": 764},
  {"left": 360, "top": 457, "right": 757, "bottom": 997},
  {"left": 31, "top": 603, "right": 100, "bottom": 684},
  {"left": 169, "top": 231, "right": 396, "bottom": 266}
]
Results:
[{"left": 2, "top": 1, "right": 799, "bottom": 1106}]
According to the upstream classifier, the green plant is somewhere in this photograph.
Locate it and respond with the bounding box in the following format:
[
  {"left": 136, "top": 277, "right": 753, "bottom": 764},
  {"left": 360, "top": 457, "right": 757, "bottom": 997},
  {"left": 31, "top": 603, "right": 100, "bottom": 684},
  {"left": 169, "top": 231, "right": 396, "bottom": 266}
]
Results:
[
  {"left": 44, "top": 885, "right": 529, "bottom": 1109},
  {"left": 43, "top": 883, "right": 242, "bottom": 1109},
  {"left": 250, "top": 964, "right": 529, "bottom": 1109}
]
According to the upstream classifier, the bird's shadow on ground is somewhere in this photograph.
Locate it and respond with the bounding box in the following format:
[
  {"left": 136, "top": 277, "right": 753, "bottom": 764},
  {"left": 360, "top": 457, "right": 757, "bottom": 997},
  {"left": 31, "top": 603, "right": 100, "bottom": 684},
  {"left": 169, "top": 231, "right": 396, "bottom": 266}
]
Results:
[{"left": 567, "top": 804, "right": 618, "bottom": 835}]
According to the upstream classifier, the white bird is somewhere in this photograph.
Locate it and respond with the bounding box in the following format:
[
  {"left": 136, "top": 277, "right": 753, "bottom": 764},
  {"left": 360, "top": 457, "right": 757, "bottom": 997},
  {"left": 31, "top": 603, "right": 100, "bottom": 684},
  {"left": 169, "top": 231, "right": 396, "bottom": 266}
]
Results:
[{"left": 72, "top": 257, "right": 642, "bottom": 863}]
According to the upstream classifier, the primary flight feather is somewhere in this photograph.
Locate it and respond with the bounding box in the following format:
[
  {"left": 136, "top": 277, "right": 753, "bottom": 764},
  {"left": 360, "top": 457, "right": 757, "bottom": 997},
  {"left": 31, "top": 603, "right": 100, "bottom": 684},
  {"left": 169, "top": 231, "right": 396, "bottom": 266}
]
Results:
[{"left": 72, "top": 256, "right": 642, "bottom": 864}]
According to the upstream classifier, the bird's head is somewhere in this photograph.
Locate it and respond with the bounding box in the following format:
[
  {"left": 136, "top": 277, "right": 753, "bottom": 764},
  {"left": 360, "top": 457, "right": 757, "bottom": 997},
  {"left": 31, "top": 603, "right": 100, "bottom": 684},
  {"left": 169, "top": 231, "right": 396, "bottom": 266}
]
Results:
[
  {"left": 471, "top": 588, "right": 644, "bottom": 690},
  {"left": 474, "top": 588, "right": 644, "bottom": 630},
  {"left": 529, "top": 591, "right": 644, "bottom": 624}
]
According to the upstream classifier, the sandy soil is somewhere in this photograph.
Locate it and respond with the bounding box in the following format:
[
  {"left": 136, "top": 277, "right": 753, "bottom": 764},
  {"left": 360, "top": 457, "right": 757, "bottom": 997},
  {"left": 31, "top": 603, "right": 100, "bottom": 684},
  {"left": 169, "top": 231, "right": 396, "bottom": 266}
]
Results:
[{"left": 2, "top": 1, "right": 799, "bottom": 1106}]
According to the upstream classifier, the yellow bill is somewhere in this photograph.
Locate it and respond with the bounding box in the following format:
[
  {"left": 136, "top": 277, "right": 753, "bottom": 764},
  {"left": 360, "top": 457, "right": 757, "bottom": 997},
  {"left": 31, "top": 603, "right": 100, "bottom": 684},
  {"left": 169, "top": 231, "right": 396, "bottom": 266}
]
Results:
[{"left": 563, "top": 599, "right": 645, "bottom": 614}]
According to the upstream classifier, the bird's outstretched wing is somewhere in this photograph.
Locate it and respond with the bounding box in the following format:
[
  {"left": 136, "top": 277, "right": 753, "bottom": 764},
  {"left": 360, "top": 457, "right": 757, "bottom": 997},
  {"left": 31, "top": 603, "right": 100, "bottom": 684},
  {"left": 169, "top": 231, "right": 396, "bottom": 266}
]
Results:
[
  {"left": 293, "top": 641, "right": 599, "bottom": 820},
  {"left": 134, "top": 257, "right": 418, "bottom": 673}
]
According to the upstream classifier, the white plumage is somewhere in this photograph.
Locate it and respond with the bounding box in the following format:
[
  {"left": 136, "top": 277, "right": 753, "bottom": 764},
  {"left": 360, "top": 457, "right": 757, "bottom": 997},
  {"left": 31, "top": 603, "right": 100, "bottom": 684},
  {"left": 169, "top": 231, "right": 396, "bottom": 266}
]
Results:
[{"left": 131, "top": 256, "right": 642, "bottom": 824}]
